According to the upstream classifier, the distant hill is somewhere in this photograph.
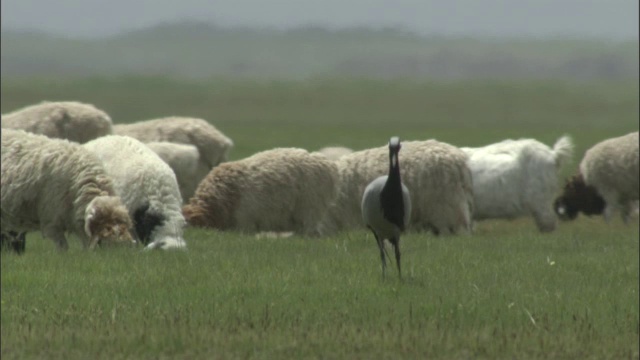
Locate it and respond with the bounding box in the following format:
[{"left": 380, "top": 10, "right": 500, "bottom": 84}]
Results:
[{"left": 2, "top": 22, "right": 638, "bottom": 80}]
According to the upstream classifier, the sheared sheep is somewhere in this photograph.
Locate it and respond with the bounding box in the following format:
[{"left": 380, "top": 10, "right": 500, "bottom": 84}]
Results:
[
  {"left": 83, "top": 135, "right": 187, "bottom": 250},
  {"left": 323, "top": 139, "right": 474, "bottom": 235},
  {"left": 460, "top": 135, "right": 573, "bottom": 232},
  {"left": 1, "top": 101, "right": 113, "bottom": 143},
  {"left": 1, "top": 129, "right": 133, "bottom": 251},
  {"left": 145, "top": 142, "right": 208, "bottom": 203},
  {"left": 555, "top": 131, "right": 639, "bottom": 223},
  {"left": 183, "top": 148, "right": 339, "bottom": 236}
]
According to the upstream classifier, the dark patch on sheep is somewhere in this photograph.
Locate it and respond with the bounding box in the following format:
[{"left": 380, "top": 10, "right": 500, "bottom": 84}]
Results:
[
  {"left": 133, "top": 203, "right": 166, "bottom": 245},
  {"left": 554, "top": 174, "right": 606, "bottom": 220},
  {"left": 0, "top": 231, "right": 26, "bottom": 254}
]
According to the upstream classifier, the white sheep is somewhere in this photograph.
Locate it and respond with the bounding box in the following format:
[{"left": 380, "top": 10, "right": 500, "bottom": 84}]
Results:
[
  {"left": 314, "top": 146, "right": 354, "bottom": 161},
  {"left": 1, "top": 101, "right": 113, "bottom": 143},
  {"left": 83, "top": 135, "right": 187, "bottom": 250},
  {"left": 460, "top": 135, "right": 573, "bottom": 232},
  {"left": 1, "top": 129, "right": 133, "bottom": 250},
  {"left": 555, "top": 131, "right": 639, "bottom": 223},
  {"left": 113, "top": 116, "right": 233, "bottom": 169},
  {"left": 182, "top": 148, "right": 339, "bottom": 236},
  {"left": 323, "top": 139, "right": 474, "bottom": 235},
  {"left": 144, "top": 142, "right": 209, "bottom": 203}
]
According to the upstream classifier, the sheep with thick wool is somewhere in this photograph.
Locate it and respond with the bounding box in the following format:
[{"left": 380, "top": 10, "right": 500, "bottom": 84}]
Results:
[
  {"left": 314, "top": 146, "right": 354, "bottom": 161},
  {"left": 555, "top": 131, "right": 639, "bottom": 223},
  {"left": 145, "top": 142, "right": 208, "bottom": 203},
  {"left": 323, "top": 140, "right": 474, "bottom": 235},
  {"left": 1, "top": 101, "right": 113, "bottom": 143},
  {"left": 1, "top": 129, "right": 133, "bottom": 251},
  {"left": 113, "top": 116, "right": 233, "bottom": 169},
  {"left": 114, "top": 117, "right": 232, "bottom": 202},
  {"left": 460, "top": 135, "right": 573, "bottom": 232},
  {"left": 83, "top": 136, "right": 187, "bottom": 250},
  {"left": 183, "top": 148, "right": 339, "bottom": 236}
]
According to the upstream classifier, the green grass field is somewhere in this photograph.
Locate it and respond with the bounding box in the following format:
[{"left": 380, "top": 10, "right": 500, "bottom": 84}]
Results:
[{"left": 1, "top": 77, "right": 639, "bottom": 359}]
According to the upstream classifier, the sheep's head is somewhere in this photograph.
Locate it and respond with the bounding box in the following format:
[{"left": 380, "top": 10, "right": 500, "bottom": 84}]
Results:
[
  {"left": 133, "top": 202, "right": 166, "bottom": 246},
  {"left": 554, "top": 174, "right": 606, "bottom": 221},
  {"left": 84, "top": 196, "right": 135, "bottom": 249}
]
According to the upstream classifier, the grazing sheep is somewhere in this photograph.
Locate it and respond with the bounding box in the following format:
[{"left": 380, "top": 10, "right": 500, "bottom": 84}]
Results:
[
  {"left": 1, "top": 101, "right": 113, "bottom": 143},
  {"left": 144, "top": 142, "right": 209, "bottom": 203},
  {"left": 460, "top": 135, "right": 573, "bottom": 232},
  {"left": 83, "top": 136, "right": 187, "bottom": 250},
  {"left": 323, "top": 139, "right": 474, "bottom": 235},
  {"left": 0, "top": 232, "right": 26, "bottom": 254},
  {"left": 183, "top": 148, "right": 339, "bottom": 236},
  {"left": 555, "top": 132, "right": 639, "bottom": 223},
  {"left": 113, "top": 116, "right": 233, "bottom": 169},
  {"left": 314, "top": 146, "right": 354, "bottom": 161},
  {"left": 1, "top": 129, "right": 133, "bottom": 251}
]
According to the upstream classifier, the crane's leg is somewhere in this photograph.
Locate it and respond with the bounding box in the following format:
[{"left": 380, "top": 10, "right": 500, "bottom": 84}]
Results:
[
  {"left": 391, "top": 237, "right": 401, "bottom": 280},
  {"left": 369, "top": 228, "right": 387, "bottom": 278}
]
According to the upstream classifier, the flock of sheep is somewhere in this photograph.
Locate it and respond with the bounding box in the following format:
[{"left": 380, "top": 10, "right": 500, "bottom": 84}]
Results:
[{"left": 1, "top": 100, "right": 638, "bottom": 255}]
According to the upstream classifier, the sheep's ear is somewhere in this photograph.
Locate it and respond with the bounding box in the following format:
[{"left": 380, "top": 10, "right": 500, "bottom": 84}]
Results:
[{"left": 85, "top": 206, "right": 96, "bottom": 237}]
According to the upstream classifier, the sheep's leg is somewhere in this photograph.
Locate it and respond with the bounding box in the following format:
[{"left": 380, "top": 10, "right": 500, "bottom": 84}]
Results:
[
  {"left": 42, "top": 226, "right": 69, "bottom": 251},
  {"left": 532, "top": 208, "right": 557, "bottom": 233},
  {"left": 602, "top": 205, "right": 615, "bottom": 223},
  {"left": 620, "top": 201, "right": 635, "bottom": 224}
]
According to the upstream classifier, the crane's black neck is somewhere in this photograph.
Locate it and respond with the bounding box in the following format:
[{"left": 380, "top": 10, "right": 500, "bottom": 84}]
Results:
[{"left": 380, "top": 149, "right": 406, "bottom": 231}]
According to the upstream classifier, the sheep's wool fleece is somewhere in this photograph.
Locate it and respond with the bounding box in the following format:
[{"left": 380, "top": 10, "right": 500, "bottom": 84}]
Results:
[
  {"left": 1, "top": 129, "right": 117, "bottom": 236},
  {"left": 83, "top": 135, "right": 186, "bottom": 248},
  {"left": 315, "top": 146, "right": 354, "bottom": 161},
  {"left": 145, "top": 142, "right": 209, "bottom": 203},
  {"left": 185, "top": 148, "right": 339, "bottom": 236},
  {"left": 581, "top": 131, "right": 639, "bottom": 201},
  {"left": 113, "top": 117, "right": 233, "bottom": 168},
  {"left": 326, "top": 140, "right": 474, "bottom": 234},
  {"left": 1, "top": 101, "right": 113, "bottom": 143}
]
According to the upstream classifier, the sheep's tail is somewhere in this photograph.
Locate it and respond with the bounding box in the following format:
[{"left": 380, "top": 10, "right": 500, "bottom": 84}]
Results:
[{"left": 552, "top": 135, "right": 573, "bottom": 169}]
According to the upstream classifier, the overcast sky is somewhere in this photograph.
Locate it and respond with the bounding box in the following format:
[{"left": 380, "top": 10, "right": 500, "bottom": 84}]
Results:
[{"left": 1, "top": 0, "right": 638, "bottom": 39}]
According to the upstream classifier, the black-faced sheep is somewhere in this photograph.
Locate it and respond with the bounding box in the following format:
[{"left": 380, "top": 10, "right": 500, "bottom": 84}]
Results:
[
  {"left": 182, "top": 148, "right": 339, "bottom": 236},
  {"left": 83, "top": 136, "right": 187, "bottom": 250},
  {"left": 1, "top": 129, "right": 134, "bottom": 251},
  {"left": 555, "top": 131, "right": 639, "bottom": 223},
  {"left": 460, "top": 136, "right": 573, "bottom": 232},
  {"left": 1, "top": 101, "right": 113, "bottom": 143}
]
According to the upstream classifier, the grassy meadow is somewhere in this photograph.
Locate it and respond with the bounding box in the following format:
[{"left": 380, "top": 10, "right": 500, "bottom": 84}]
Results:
[{"left": 1, "top": 77, "right": 639, "bottom": 359}]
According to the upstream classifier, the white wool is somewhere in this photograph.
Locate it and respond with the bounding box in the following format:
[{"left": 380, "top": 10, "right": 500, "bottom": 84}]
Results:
[
  {"left": 145, "top": 142, "right": 208, "bottom": 203},
  {"left": 323, "top": 139, "right": 474, "bottom": 235},
  {"left": 580, "top": 131, "right": 639, "bottom": 222},
  {"left": 1, "top": 129, "right": 132, "bottom": 249},
  {"left": 183, "top": 148, "right": 339, "bottom": 236},
  {"left": 461, "top": 135, "right": 573, "bottom": 232},
  {"left": 314, "top": 146, "right": 354, "bottom": 161},
  {"left": 1, "top": 101, "right": 113, "bottom": 143},
  {"left": 113, "top": 116, "right": 233, "bottom": 168},
  {"left": 83, "top": 135, "right": 187, "bottom": 250}
]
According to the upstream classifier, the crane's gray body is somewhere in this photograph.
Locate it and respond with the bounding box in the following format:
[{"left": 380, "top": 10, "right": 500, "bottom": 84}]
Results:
[
  {"left": 361, "top": 175, "right": 412, "bottom": 239},
  {"left": 360, "top": 136, "right": 412, "bottom": 279}
]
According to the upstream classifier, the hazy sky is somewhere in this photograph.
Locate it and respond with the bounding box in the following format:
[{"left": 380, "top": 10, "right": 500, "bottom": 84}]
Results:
[{"left": 1, "top": 0, "right": 638, "bottom": 39}]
